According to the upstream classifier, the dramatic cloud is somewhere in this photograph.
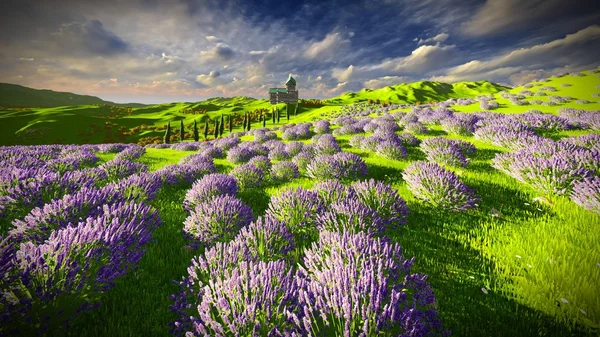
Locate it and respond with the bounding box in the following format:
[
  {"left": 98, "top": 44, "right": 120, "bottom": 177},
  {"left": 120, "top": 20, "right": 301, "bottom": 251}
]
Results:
[
  {"left": 417, "top": 33, "right": 449, "bottom": 45},
  {"left": 0, "top": 0, "right": 598, "bottom": 103},
  {"left": 432, "top": 25, "right": 600, "bottom": 84}
]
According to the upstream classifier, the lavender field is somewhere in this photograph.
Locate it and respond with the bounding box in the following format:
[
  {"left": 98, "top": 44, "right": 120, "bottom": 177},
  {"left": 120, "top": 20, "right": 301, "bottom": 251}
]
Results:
[{"left": 2, "top": 72, "right": 600, "bottom": 336}]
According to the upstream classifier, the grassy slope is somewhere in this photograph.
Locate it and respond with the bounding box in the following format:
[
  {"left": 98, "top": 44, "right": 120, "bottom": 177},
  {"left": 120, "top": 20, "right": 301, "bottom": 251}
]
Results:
[
  {"left": 326, "top": 80, "right": 510, "bottom": 105},
  {"left": 0, "top": 83, "right": 145, "bottom": 108},
  {"left": 49, "top": 70, "right": 600, "bottom": 337},
  {"left": 0, "top": 79, "right": 509, "bottom": 146}
]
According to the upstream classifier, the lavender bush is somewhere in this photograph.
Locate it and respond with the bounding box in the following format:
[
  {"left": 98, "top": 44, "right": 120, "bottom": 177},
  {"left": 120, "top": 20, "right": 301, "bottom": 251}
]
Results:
[
  {"left": 183, "top": 174, "right": 238, "bottom": 212},
  {"left": 570, "top": 177, "right": 600, "bottom": 214},
  {"left": 403, "top": 161, "right": 479, "bottom": 211}
]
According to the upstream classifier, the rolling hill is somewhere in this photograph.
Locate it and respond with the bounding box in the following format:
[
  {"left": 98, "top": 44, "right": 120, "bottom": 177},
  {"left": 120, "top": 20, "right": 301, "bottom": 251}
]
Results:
[
  {"left": 326, "top": 80, "right": 511, "bottom": 104},
  {"left": 0, "top": 83, "right": 146, "bottom": 108}
]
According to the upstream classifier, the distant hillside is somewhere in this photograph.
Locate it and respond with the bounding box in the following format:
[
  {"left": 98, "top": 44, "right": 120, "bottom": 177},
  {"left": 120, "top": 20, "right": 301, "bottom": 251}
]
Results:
[
  {"left": 326, "top": 80, "right": 511, "bottom": 104},
  {"left": 0, "top": 83, "right": 146, "bottom": 108}
]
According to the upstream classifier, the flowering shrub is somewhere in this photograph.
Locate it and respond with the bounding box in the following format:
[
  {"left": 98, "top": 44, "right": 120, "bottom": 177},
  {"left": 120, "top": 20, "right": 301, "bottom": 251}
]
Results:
[
  {"left": 404, "top": 121, "right": 428, "bottom": 134},
  {"left": 226, "top": 146, "right": 254, "bottom": 164},
  {"left": 99, "top": 159, "right": 148, "bottom": 181},
  {"left": 403, "top": 161, "right": 479, "bottom": 211},
  {"left": 2, "top": 202, "right": 160, "bottom": 333},
  {"left": 267, "top": 143, "right": 290, "bottom": 161},
  {"left": 234, "top": 216, "right": 296, "bottom": 261},
  {"left": 314, "top": 119, "right": 330, "bottom": 134},
  {"left": 154, "top": 162, "right": 216, "bottom": 186},
  {"left": 316, "top": 197, "right": 384, "bottom": 235},
  {"left": 270, "top": 161, "right": 299, "bottom": 183},
  {"left": 351, "top": 179, "right": 410, "bottom": 228},
  {"left": 285, "top": 141, "right": 305, "bottom": 157},
  {"left": 307, "top": 152, "right": 367, "bottom": 181},
  {"left": 183, "top": 195, "right": 253, "bottom": 245},
  {"left": 183, "top": 174, "right": 238, "bottom": 212},
  {"left": 570, "top": 177, "right": 600, "bottom": 214},
  {"left": 312, "top": 179, "right": 355, "bottom": 206},
  {"left": 296, "top": 231, "right": 447, "bottom": 337},
  {"left": 376, "top": 140, "right": 407, "bottom": 160},
  {"left": 313, "top": 134, "right": 341, "bottom": 155},
  {"left": 265, "top": 187, "right": 324, "bottom": 244},
  {"left": 113, "top": 145, "right": 146, "bottom": 161},
  {"left": 248, "top": 155, "right": 272, "bottom": 172},
  {"left": 230, "top": 163, "right": 264, "bottom": 190}
]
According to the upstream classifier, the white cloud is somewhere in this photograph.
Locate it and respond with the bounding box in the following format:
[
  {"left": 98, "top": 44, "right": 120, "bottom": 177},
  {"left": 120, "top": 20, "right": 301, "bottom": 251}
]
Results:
[
  {"left": 461, "top": 0, "right": 569, "bottom": 37},
  {"left": 433, "top": 25, "right": 600, "bottom": 83},
  {"left": 364, "top": 76, "right": 411, "bottom": 89},
  {"left": 304, "top": 33, "right": 350, "bottom": 59},
  {"left": 417, "top": 33, "right": 449, "bottom": 45},
  {"left": 205, "top": 36, "right": 223, "bottom": 43}
]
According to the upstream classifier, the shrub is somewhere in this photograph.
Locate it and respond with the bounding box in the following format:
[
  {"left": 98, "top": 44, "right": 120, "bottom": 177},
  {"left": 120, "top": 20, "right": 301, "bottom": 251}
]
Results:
[
  {"left": 403, "top": 161, "right": 479, "bottom": 211},
  {"left": 404, "top": 121, "right": 428, "bottom": 134},
  {"left": 183, "top": 195, "right": 253, "bottom": 245},
  {"left": 234, "top": 216, "right": 295, "bottom": 261},
  {"left": 376, "top": 140, "right": 407, "bottom": 160},
  {"left": 270, "top": 161, "right": 299, "bottom": 183},
  {"left": 351, "top": 179, "right": 410, "bottom": 228},
  {"left": 183, "top": 174, "right": 238, "bottom": 212},
  {"left": 230, "top": 163, "right": 264, "bottom": 190},
  {"left": 306, "top": 153, "right": 367, "bottom": 181},
  {"left": 570, "top": 177, "right": 600, "bottom": 214},
  {"left": 248, "top": 155, "right": 272, "bottom": 172},
  {"left": 315, "top": 196, "right": 384, "bottom": 236},
  {"left": 311, "top": 179, "right": 355, "bottom": 206},
  {"left": 297, "top": 231, "right": 447, "bottom": 337}
]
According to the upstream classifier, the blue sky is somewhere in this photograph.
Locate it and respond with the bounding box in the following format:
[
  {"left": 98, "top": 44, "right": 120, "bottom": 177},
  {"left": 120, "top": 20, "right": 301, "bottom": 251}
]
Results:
[{"left": 0, "top": 0, "right": 599, "bottom": 104}]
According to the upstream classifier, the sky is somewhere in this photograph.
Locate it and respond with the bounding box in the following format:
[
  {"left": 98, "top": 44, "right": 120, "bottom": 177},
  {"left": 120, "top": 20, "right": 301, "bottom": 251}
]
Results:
[{"left": 0, "top": 0, "right": 599, "bottom": 104}]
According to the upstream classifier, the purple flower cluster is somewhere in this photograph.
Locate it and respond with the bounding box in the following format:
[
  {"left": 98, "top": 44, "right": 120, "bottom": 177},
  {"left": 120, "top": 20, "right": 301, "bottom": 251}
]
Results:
[
  {"left": 183, "top": 174, "right": 238, "bottom": 212},
  {"left": 270, "top": 161, "right": 300, "bottom": 183},
  {"left": 297, "top": 231, "right": 447, "bottom": 337},
  {"left": 113, "top": 145, "right": 146, "bottom": 161},
  {"left": 440, "top": 115, "right": 478, "bottom": 136},
  {"left": 266, "top": 187, "right": 324, "bottom": 244},
  {"left": 99, "top": 159, "right": 148, "bottom": 181},
  {"left": 230, "top": 163, "right": 264, "bottom": 189},
  {"left": 253, "top": 129, "right": 278, "bottom": 143},
  {"left": 313, "top": 119, "right": 331, "bottom": 134},
  {"left": 492, "top": 143, "right": 595, "bottom": 195},
  {"left": 312, "top": 134, "right": 341, "bottom": 155},
  {"left": 306, "top": 152, "right": 367, "bottom": 181},
  {"left": 403, "top": 161, "right": 480, "bottom": 211},
  {"left": 281, "top": 123, "right": 312, "bottom": 140},
  {"left": 404, "top": 121, "right": 428, "bottom": 134},
  {"left": 154, "top": 162, "right": 217, "bottom": 187},
  {"left": 97, "top": 143, "right": 128, "bottom": 153},
  {"left": 570, "top": 177, "right": 600, "bottom": 214},
  {"left": 420, "top": 137, "right": 475, "bottom": 167},
  {"left": 183, "top": 195, "right": 253, "bottom": 245},
  {"left": 2, "top": 201, "right": 160, "bottom": 332},
  {"left": 248, "top": 155, "right": 272, "bottom": 172}
]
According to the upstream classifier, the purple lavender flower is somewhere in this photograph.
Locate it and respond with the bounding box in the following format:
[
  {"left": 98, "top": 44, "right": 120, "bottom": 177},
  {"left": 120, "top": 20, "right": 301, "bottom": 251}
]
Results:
[
  {"left": 179, "top": 260, "right": 299, "bottom": 336},
  {"left": 154, "top": 163, "right": 216, "bottom": 187},
  {"left": 268, "top": 143, "right": 291, "bottom": 161},
  {"left": 312, "top": 179, "right": 355, "bottom": 206},
  {"left": 360, "top": 135, "right": 385, "bottom": 152},
  {"left": 560, "top": 134, "right": 600, "bottom": 152},
  {"left": 351, "top": 179, "right": 410, "bottom": 228},
  {"left": 248, "top": 155, "right": 272, "bottom": 172},
  {"left": 97, "top": 143, "right": 127, "bottom": 154},
  {"left": 297, "top": 231, "right": 447, "bottom": 337},
  {"left": 226, "top": 146, "right": 254, "bottom": 164},
  {"left": 316, "top": 196, "right": 384, "bottom": 236},
  {"left": 113, "top": 145, "right": 146, "bottom": 161},
  {"left": 270, "top": 161, "right": 299, "bottom": 183},
  {"left": 265, "top": 187, "right": 324, "bottom": 244},
  {"left": 183, "top": 174, "right": 238, "bottom": 212},
  {"left": 404, "top": 121, "right": 428, "bottom": 134},
  {"left": 314, "top": 120, "right": 330, "bottom": 134},
  {"left": 285, "top": 141, "right": 305, "bottom": 157},
  {"left": 292, "top": 150, "right": 314, "bottom": 174},
  {"left": 349, "top": 135, "right": 366, "bottom": 148},
  {"left": 171, "top": 142, "right": 201, "bottom": 151},
  {"left": 106, "top": 172, "right": 162, "bottom": 203},
  {"left": 230, "top": 163, "right": 264, "bottom": 190},
  {"left": 199, "top": 145, "right": 224, "bottom": 159},
  {"left": 376, "top": 140, "right": 407, "bottom": 160},
  {"left": 306, "top": 152, "right": 367, "bottom": 181},
  {"left": 183, "top": 195, "right": 253, "bottom": 245},
  {"left": 234, "top": 216, "right": 295, "bottom": 261},
  {"left": 313, "top": 134, "right": 341, "bottom": 155},
  {"left": 570, "top": 177, "right": 600, "bottom": 215},
  {"left": 99, "top": 159, "right": 148, "bottom": 181},
  {"left": 403, "top": 161, "right": 479, "bottom": 211}
]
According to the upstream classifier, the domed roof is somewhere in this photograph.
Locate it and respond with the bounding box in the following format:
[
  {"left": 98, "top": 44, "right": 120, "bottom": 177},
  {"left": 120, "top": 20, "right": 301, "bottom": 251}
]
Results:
[{"left": 285, "top": 75, "right": 296, "bottom": 86}]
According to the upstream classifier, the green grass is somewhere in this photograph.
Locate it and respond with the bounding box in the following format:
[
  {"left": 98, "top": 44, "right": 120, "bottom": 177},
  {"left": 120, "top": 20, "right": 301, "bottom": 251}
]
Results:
[{"left": 5, "top": 68, "right": 600, "bottom": 337}]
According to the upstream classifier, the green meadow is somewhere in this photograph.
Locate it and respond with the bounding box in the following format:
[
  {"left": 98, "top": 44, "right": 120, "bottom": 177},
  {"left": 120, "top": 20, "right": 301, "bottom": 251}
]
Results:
[{"left": 2, "top": 70, "right": 600, "bottom": 336}]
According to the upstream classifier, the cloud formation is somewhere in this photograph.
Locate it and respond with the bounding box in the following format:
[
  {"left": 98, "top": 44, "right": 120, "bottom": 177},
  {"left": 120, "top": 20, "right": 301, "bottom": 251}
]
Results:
[{"left": 0, "top": 0, "right": 598, "bottom": 103}]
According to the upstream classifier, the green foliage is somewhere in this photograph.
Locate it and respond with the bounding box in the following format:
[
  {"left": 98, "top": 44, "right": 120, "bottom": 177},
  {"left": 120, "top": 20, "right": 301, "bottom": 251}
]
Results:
[
  {"left": 203, "top": 120, "right": 209, "bottom": 140},
  {"left": 163, "top": 122, "right": 171, "bottom": 144},
  {"left": 179, "top": 120, "right": 184, "bottom": 142},
  {"left": 193, "top": 120, "right": 199, "bottom": 142}
]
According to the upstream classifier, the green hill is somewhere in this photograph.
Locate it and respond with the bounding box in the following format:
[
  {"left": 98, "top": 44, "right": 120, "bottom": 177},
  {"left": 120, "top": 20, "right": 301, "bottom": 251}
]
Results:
[
  {"left": 1, "top": 71, "right": 598, "bottom": 146},
  {"left": 326, "top": 80, "right": 511, "bottom": 104},
  {"left": 0, "top": 83, "right": 146, "bottom": 108}
]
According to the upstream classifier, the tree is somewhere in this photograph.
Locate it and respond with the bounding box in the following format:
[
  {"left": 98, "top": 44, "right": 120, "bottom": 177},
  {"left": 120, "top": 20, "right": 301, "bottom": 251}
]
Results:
[
  {"left": 164, "top": 122, "right": 171, "bottom": 144},
  {"left": 214, "top": 120, "right": 219, "bottom": 139},
  {"left": 203, "top": 120, "right": 209, "bottom": 140},
  {"left": 228, "top": 115, "right": 233, "bottom": 133},
  {"left": 219, "top": 115, "right": 225, "bottom": 137},
  {"left": 272, "top": 108, "right": 276, "bottom": 124},
  {"left": 294, "top": 103, "right": 298, "bottom": 116},
  {"left": 242, "top": 113, "right": 247, "bottom": 130},
  {"left": 247, "top": 113, "right": 251, "bottom": 131},
  {"left": 180, "top": 120, "right": 185, "bottom": 142},
  {"left": 193, "top": 119, "right": 199, "bottom": 141},
  {"left": 262, "top": 114, "right": 266, "bottom": 128},
  {"left": 220, "top": 115, "right": 225, "bottom": 136},
  {"left": 286, "top": 104, "right": 290, "bottom": 121},
  {"left": 277, "top": 108, "right": 281, "bottom": 123}
]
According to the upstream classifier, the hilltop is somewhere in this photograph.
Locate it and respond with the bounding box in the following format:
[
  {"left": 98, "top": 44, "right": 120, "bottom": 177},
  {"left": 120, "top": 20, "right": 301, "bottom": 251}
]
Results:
[
  {"left": 327, "top": 80, "right": 511, "bottom": 104},
  {"left": 0, "top": 83, "right": 146, "bottom": 108}
]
